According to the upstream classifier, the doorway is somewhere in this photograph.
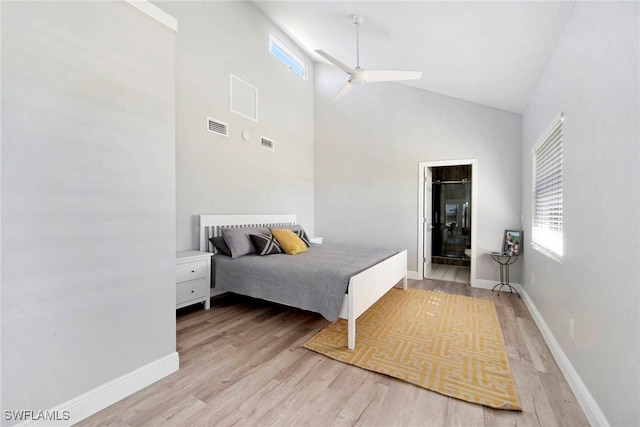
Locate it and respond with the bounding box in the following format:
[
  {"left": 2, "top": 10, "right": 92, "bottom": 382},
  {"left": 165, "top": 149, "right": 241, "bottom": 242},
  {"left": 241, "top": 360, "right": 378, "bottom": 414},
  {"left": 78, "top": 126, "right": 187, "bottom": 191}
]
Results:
[
  {"left": 418, "top": 160, "right": 477, "bottom": 285},
  {"left": 432, "top": 165, "right": 471, "bottom": 263}
]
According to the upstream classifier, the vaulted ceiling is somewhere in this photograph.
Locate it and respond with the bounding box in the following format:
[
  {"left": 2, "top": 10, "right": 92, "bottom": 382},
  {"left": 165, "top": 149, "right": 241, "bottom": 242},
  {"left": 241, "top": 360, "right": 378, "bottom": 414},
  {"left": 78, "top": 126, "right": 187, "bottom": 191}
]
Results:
[{"left": 254, "top": 1, "right": 576, "bottom": 113}]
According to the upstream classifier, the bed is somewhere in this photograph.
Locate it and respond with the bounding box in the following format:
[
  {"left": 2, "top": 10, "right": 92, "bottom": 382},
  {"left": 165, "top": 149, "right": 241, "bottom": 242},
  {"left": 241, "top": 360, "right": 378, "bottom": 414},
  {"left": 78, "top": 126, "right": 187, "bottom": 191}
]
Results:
[{"left": 199, "top": 214, "right": 408, "bottom": 350}]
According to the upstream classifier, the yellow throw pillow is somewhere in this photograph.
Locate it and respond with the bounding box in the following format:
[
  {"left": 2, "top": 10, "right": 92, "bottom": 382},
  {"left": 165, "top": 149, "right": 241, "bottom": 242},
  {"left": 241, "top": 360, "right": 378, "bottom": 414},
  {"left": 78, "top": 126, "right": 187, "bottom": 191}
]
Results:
[{"left": 271, "top": 228, "right": 308, "bottom": 255}]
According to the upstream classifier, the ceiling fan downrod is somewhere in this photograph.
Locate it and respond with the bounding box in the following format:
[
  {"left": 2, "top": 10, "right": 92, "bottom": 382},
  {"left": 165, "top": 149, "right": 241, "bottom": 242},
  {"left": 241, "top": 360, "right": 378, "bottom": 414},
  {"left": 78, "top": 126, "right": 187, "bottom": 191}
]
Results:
[
  {"left": 352, "top": 14, "right": 364, "bottom": 70},
  {"left": 314, "top": 13, "right": 422, "bottom": 100}
]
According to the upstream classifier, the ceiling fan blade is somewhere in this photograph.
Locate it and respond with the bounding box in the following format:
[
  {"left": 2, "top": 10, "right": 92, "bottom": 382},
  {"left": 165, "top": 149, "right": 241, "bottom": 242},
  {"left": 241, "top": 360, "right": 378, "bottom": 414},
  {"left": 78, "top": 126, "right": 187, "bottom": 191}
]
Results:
[
  {"left": 315, "top": 49, "right": 357, "bottom": 75},
  {"left": 363, "top": 70, "right": 423, "bottom": 83},
  {"left": 334, "top": 82, "right": 354, "bottom": 100}
]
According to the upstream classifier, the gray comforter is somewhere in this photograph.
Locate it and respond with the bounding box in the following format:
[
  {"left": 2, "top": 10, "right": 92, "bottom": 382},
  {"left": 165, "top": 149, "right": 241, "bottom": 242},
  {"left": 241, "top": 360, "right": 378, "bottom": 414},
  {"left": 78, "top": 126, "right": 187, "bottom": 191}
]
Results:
[{"left": 211, "top": 244, "right": 398, "bottom": 322}]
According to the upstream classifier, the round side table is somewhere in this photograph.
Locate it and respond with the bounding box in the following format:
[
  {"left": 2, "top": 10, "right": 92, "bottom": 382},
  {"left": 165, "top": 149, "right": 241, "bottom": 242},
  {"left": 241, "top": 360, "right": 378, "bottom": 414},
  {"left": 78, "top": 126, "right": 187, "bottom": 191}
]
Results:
[{"left": 490, "top": 252, "right": 519, "bottom": 296}]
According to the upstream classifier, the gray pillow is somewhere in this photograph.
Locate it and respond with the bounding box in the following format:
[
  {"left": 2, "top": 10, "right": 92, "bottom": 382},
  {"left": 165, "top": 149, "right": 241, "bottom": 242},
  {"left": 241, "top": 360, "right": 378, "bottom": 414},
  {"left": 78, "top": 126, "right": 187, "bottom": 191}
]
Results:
[{"left": 221, "top": 227, "right": 270, "bottom": 258}]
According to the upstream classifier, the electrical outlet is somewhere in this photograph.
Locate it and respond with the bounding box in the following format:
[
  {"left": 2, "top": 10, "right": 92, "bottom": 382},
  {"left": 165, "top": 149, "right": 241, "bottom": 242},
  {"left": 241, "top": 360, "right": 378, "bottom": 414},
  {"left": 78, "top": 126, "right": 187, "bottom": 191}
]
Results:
[{"left": 569, "top": 318, "right": 575, "bottom": 339}]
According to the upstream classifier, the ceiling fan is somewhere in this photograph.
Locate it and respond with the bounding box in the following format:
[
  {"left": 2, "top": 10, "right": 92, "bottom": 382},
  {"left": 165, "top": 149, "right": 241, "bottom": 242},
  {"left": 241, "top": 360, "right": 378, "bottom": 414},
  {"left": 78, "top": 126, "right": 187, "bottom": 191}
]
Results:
[{"left": 315, "top": 15, "right": 423, "bottom": 100}]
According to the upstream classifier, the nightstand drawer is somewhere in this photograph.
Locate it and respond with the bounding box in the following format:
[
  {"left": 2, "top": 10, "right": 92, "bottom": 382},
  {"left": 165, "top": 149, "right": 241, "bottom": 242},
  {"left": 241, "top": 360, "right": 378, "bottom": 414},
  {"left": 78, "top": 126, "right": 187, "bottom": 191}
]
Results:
[
  {"left": 176, "top": 251, "right": 212, "bottom": 310},
  {"left": 176, "top": 278, "right": 208, "bottom": 305},
  {"left": 176, "top": 260, "right": 208, "bottom": 283}
]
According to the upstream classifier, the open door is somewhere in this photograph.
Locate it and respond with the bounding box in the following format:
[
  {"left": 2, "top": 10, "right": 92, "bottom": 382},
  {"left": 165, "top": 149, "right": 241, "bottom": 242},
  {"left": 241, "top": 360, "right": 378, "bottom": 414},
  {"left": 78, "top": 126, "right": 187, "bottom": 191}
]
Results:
[{"left": 423, "top": 167, "right": 432, "bottom": 277}]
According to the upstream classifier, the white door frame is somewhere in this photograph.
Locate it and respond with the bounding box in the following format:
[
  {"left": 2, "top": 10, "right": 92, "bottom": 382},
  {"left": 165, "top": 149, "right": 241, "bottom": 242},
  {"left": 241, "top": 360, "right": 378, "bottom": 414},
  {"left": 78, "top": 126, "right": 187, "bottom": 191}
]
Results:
[
  {"left": 423, "top": 167, "right": 433, "bottom": 277},
  {"left": 418, "top": 159, "right": 478, "bottom": 286}
]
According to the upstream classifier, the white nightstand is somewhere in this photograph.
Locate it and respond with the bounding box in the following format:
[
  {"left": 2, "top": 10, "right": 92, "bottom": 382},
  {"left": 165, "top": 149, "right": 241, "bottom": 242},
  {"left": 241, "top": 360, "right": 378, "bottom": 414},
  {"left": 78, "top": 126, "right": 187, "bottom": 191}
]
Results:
[{"left": 176, "top": 251, "right": 212, "bottom": 310}]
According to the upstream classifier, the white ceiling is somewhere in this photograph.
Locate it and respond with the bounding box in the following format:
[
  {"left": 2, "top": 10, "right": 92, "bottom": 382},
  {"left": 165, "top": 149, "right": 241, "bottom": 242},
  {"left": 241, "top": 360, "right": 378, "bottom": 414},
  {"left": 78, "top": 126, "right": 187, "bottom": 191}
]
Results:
[{"left": 253, "top": 1, "right": 576, "bottom": 113}]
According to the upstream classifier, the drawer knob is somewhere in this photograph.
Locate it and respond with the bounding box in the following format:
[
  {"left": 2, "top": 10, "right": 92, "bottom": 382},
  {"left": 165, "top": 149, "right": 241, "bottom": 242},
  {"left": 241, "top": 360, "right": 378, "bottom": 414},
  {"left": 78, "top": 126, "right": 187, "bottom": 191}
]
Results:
[
  {"left": 191, "top": 290, "right": 194, "bottom": 293},
  {"left": 191, "top": 270, "right": 195, "bottom": 273}
]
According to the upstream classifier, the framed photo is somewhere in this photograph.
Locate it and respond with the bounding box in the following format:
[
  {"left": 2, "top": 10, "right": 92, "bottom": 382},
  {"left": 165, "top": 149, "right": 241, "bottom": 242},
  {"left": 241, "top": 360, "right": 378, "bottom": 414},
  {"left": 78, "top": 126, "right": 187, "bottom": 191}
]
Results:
[{"left": 503, "top": 230, "right": 523, "bottom": 255}]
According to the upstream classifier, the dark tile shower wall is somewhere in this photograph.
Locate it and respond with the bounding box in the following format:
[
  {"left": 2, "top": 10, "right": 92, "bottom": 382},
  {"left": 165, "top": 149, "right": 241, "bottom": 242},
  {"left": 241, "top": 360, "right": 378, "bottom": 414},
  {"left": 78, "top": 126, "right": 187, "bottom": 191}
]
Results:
[{"left": 432, "top": 165, "right": 471, "bottom": 266}]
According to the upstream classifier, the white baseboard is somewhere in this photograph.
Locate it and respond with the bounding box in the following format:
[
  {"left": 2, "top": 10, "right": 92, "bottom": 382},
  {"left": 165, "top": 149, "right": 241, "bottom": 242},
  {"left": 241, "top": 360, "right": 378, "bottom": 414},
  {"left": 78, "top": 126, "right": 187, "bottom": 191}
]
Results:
[
  {"left": 514, "top": 285, "right": 608, "bottom": 427},
  {"left": 407, "top": 270, "right": 419, "bottom": 280},
  {"left": 471, "top": 278, "right": 607, "bottom": 425},
  {"left": 11, "top": 281, "right": 606, "bottom": 427},
  {"left": 15, "top": 352, "right": 179, "bottom": 427},
  {"left": 471, "top": 278, "right": 500, "bottom": 290}
]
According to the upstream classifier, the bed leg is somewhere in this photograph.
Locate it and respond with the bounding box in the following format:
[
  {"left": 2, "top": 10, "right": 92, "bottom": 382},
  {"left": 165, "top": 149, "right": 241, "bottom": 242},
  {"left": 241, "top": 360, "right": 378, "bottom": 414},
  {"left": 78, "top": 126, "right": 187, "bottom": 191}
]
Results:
[
  {"left": 402, "top": 275, "right": 408, "bottom": 291},
  {"left": 348, "top": 283, "right": 355, "bottom": 350},
  {"left": 348, "top": 316, "right": 356, "bottom": 350}
]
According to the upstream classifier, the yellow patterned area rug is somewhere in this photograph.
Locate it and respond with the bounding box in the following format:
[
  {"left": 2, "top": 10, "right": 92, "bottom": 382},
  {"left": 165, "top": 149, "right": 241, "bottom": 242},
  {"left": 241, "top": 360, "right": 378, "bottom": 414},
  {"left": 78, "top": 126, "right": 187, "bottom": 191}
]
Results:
[{"left": 302, "top": 287, "right": 521, "bottom": 410}]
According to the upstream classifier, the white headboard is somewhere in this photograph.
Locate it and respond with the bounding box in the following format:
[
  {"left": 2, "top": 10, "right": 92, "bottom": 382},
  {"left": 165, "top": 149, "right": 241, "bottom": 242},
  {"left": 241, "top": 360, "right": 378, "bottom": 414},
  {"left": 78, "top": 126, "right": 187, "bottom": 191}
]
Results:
[{"left": 199, "top": 214, "right": 297, "bottom": 252}]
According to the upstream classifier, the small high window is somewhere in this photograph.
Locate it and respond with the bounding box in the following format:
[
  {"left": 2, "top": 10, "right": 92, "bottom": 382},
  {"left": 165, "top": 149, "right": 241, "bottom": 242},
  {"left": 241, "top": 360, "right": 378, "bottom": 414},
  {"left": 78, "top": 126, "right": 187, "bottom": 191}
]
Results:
[{"left": 269, "top": 33, "right": 306, "bottom": 79}]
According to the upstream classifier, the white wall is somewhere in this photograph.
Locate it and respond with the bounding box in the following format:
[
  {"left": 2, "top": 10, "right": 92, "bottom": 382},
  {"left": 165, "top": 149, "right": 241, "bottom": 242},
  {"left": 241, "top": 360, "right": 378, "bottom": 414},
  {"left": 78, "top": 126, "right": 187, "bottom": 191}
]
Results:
[
  {"left": 314, "top": 64, "right": 522, "bottom": 282},
  {"left": 154, "top": 1, "right": 315, "bottom": 251},
  {"left": 1, "top": 1, "right": 176, "bottom": 423},
  {"left": 521, "top": 2, "right": 639, "bottom": 426}
]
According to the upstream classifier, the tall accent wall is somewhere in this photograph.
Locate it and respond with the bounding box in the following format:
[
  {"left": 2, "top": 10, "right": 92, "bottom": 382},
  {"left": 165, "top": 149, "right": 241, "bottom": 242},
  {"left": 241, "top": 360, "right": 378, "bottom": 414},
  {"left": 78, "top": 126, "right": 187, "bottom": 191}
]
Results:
[
  {"left": 521, "top": 2, "right": 639, "bottom": 426},
  {"left": 155, "top": 1, "right": 315, "bottom": 251},
  {"left": 1, "top": 1, "right": 176, "bottom": 423},
  {"left": 314, "top": 64, "right": 522, "bottom": 282}
]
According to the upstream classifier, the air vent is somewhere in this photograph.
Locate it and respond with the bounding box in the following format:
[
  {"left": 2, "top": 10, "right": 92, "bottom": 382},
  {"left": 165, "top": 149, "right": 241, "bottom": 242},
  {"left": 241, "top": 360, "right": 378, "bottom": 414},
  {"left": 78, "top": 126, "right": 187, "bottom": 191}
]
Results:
[
  {"left": 207, "top": 117, "right": 229, "bottom": 137},
  {"left": 260, "top": 136, "right": 275, "bottom": 151}
]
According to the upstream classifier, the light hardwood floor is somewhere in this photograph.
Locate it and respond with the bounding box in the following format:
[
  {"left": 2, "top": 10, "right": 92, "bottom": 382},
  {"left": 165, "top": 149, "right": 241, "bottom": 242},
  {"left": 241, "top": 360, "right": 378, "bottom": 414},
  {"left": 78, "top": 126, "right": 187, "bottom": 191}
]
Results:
[
  {"left": 425, "top": 264, "right": 469, "bottom": 284},
  {"left": 78, "top": 280, "right": 589, "bottom": 427}
]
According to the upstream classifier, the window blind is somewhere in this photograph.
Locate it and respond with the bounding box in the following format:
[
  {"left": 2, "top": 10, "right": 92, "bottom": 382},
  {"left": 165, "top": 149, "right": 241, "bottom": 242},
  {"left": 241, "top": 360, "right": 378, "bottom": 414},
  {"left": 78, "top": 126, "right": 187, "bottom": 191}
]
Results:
[{"left": 532, "top": 115, "right": 563, "bottom": 259}]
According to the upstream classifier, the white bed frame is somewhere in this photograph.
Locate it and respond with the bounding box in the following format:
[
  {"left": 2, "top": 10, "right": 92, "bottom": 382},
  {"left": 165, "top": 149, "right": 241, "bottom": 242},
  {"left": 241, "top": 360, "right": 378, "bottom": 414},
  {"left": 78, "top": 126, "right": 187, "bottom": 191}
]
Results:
[{"left": 199, "top": 214, "right": 408, "bottom": 350}]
